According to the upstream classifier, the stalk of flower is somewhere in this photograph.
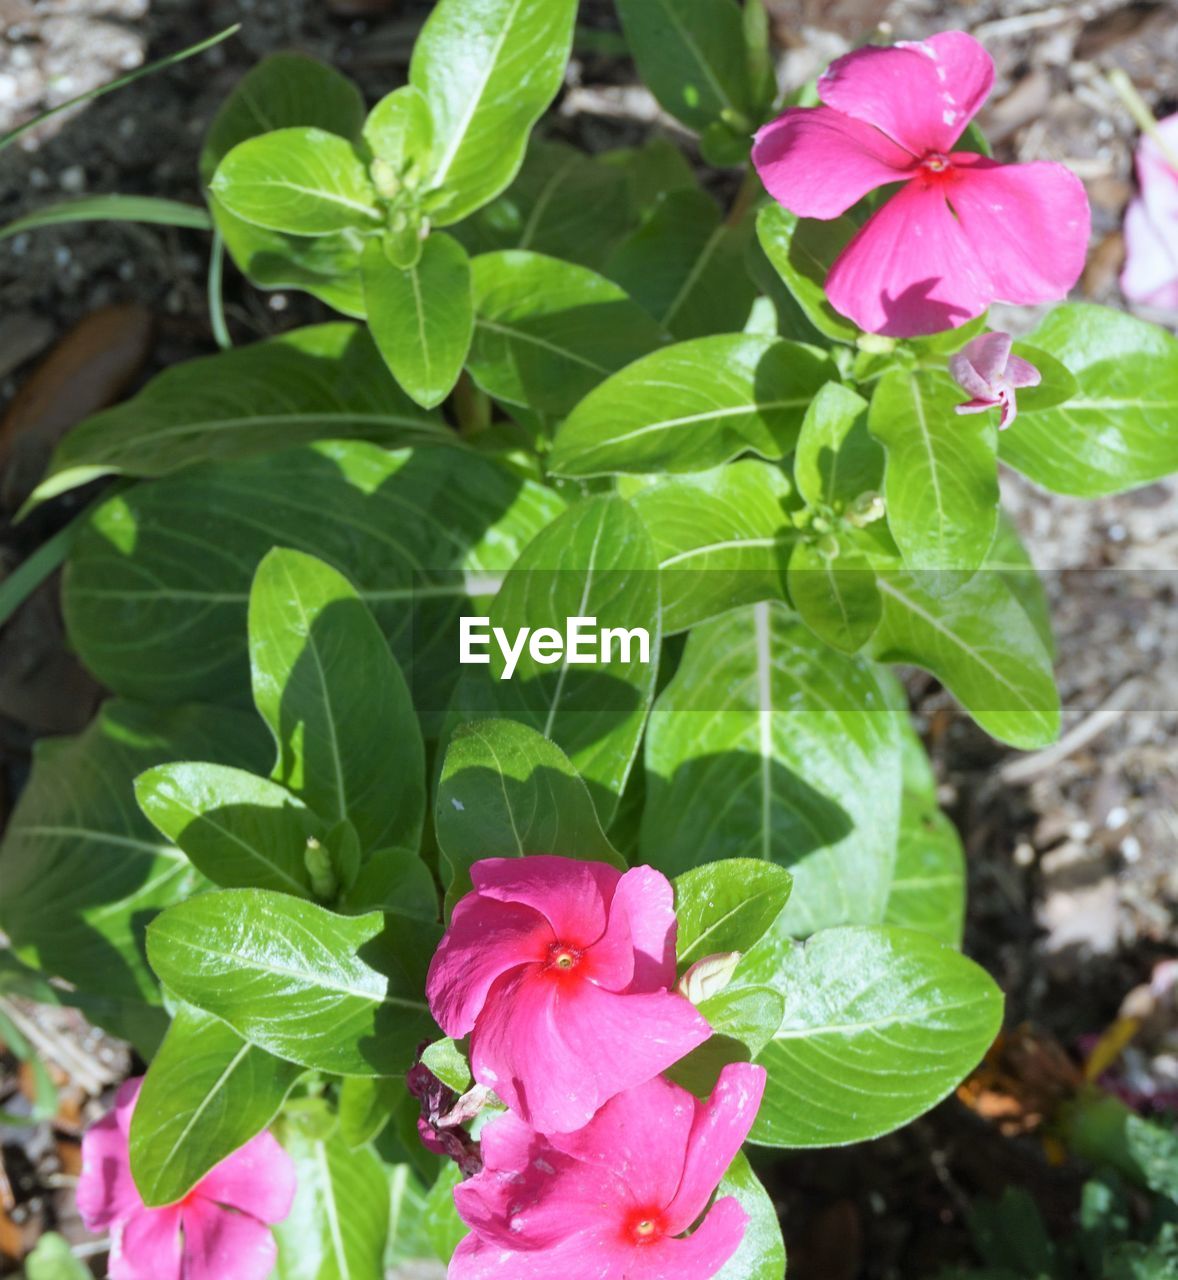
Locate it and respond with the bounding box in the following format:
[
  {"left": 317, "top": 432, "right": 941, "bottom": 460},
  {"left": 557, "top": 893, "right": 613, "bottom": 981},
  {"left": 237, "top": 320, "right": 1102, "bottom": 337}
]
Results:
[{"left": 752, "top": 31, "right": 1090, "bottom": 337}]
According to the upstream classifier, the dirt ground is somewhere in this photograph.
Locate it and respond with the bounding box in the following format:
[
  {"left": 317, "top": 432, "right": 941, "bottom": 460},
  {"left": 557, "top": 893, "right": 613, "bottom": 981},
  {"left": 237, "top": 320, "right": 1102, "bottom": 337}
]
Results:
[{"left": 1, "top": 1, "right": 1177, "bottom": 1276}]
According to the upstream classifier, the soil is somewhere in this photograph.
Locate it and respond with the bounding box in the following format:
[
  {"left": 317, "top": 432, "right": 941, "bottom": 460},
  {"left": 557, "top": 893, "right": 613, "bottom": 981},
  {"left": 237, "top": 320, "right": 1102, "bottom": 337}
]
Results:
[{"left": 1, "top": 1, "right": 1177, "bottom": 1277}]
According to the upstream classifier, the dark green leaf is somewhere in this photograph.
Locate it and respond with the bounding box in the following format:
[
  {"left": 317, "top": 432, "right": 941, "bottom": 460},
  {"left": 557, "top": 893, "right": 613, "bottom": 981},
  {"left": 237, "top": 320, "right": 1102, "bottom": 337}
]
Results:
[
  {"left": 0, "top": 195, "right": 211, "bottom": 242},
  {"left": 756, "top": 203, "right": 860, "bottom": 343},
  {"left": 793, "top": 381, "right": 881, "bottom": 510},
  {"left": 788, "top": 535, "right": 881, "bottom": 652}
]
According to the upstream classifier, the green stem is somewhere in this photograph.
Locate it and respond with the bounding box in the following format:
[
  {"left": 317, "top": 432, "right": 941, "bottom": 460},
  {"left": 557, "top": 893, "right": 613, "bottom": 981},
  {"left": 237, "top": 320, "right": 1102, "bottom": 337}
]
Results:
[
  {"left": 1108, "top": 69, "right": 1178, "bottom": 171},
  {"left": 452, "top": 372, "right": 491, "bottom": 437},
  {"left": 208, "top": 229, "right": 232, "bottom": 351},
  {"left": 725, "top": 165, "right": 762, "bottom": 229}
]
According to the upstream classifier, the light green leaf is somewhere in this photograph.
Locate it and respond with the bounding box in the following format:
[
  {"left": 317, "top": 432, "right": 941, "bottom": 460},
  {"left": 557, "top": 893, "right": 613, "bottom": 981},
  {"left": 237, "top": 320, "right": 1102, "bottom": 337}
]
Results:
[
  {"left": 0, "top": 701, "right": 269, "bottom": 1002},
  {"left": 0, "top": 195, "right": 211, "bottom": 242},
  {"left": 756, "top": 203, "right": 860, "bottom": 344},
  {"left": 869, "top": 368, "right": 999, "bottom": 580},
  {"left": 130, "top": 1003, "right": 300, "bottom": 1206},
  {"left": 714, "top": 1152, "right": 788, "bottom": 1280},
  {"left": 793, "top": 381, "right": 881, "bottom": 510},
  {"left": 1009, "top": 341, "right": 1078, "bottom": 415},
  {"left": 338, "top": 1075, "right": 405, "bottom": 1149},
  {"left": 746, "top": 925, "right": 1003, "bottom": 1146},
  {"left": 411, "top": 0, "right": 577, "bottom": 224},
  {"left": 362, "top": 232, "right": 473, "bottom": 408},
  {"left": 550, "top": 333, "right": 834, "bottom": 477},
  {"left": 419, "top": 1037, "right": 472, "bottom": 1093},
  {"left": 249, "top": 548, "right": 425, "bottom": 854},
  {"left": 642, "top": 601, "right": 902, "bottom": 937},
  {"left": 436, "top": 719, "right": 623, "bottom": 910},
  {"left": 447, "top": 495, "right": 660, "bottom": 825},
  {"left": 884, "top": 784, "right": 965, "bottom": 947},
  {"left": 674, "top": 860, "right": 793, "bottom": 969},
  {"left": 423, "top": 1163, "right": 467, "bottom": 1262},
  {"left": 24, "top": 1234, "right": 90, "bottom": 1280},
  {"left": 467, "top": 249, "right": 665, "bottom": 416},
  {"left": 606, "top": 187, "right": 757, "bottom": 339},
  {"left": 147, "top": 890, "right": 435, "bottom": 1075},
  {"left": 1000, "top": 304, "right": 1178, "bottom": 496},
  {"left": 787, "top": 535, "right": 881, "bottom": 653},
  {"left": 363, "top": 84, "right": 434, "bottom": 173},
  {"left": 625, "top": 460, "right": 793, "bottom": 633},
  {"left": 211, "top": 127, "right": 381, "bottom": 235},
  {"left": 29, "top": 324, "right": 443, "bottom": 507}
]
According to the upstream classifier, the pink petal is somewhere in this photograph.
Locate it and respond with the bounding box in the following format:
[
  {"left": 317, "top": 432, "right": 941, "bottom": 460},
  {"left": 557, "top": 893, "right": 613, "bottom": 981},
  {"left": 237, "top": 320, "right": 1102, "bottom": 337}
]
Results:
[
  {"left": 588, "top": 865, "right": 678, "bottom": 992},
  {"left": 427, "top": 893, "right": 552, "bottom": 1037},
  {"left": 78, "top": 1107, "right": 142, "bottom": 1231},
  {"left": 114, "top": 1077, "right": 144, "bottom": 1136},
  {"left": 1135, "top": 113, "right": 1178, "bottom": 215},
  {"left": 664, "top": 1064, "right": 767, "bottom": 1234},
  {"left": 181, "top": 1199, "right": 279, "bottom": 1280},
  {"left": 826, "top": 179, "right": 992, "bottom": 336},
  {"left": 752, "top": 106, "right": 916, "bottom": 219},
  {"left": 947, "top": 156, "right": 1090, "bottom": 305},
  {"left": 997, "top": 393, "right": 1017, "bottom": 431},
  {"left": 953, "top": 331, "right": 1012, "bottom": 389},
  {"left": 623, "top": 1196, "right": 749, "bottom": 1280},
  {"left": 953, "top": 398, "right": 998, "bottom": 415},
  {"left": 1005, "top": 355, "right": 1041, "bottom": 389},
  {"left": 448, "top": 1226, "right": 622, "bottom": 1280},
  {"left": 108, "top": 1206, "right": 183, "bottom": 1280},
  {"left": 195, "top": 1130, "right": 296, "bottom": 1224},
  {"left": 471, "top": 857, "right": 621, "bottom": 950},
  {"left": 818, "top": 31, "right": 994, "bottom": 155},
  {"left": 1122, "top": 193, "right": 1178, "bottom": 308}
]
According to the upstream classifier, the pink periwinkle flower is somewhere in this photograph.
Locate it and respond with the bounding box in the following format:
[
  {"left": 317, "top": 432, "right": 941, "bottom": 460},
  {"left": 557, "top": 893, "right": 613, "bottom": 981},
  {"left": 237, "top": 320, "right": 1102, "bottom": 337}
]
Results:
[
  {"left": 753, "top": 31, "right": 1091, "bottom": 337},
  {"left": 1121, "top": 113, "right": 1178, "bottom": 310},
  {"left": 949, "top": 331, "right": 1040, "bottom": 430},
  {"left": 426, "top": 856, "right": 712, "bottom": 1134},
  {"left": 77, "top": 1077, "right": 296, "bottom": 1280},
  {"left": 449, "top": 1062, "right": 767, "bottom": 1280}
]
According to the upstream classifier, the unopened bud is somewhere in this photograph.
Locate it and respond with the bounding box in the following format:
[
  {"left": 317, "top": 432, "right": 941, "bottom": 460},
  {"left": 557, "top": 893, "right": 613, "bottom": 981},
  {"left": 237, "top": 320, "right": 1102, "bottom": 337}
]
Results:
[
  {"left": 846, "top": 490, "right": 885, "bottom": 527},
  {"left": 677, "top": 952, "right": 742, "bottom": 1004},
  {"left": 304, "top": 837, "right": 337, "bottom": 901},
  {"left": 370, "top": 157, "right": 401, "bottom": 200}
]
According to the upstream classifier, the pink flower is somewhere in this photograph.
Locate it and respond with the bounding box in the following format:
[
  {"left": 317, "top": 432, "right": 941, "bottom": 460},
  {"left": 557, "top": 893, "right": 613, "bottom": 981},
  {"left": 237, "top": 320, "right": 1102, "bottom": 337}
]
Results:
[
  {"left": 752, "top": 31, "right": 1091, "bottom": 337},
  {"left": 449, "top": 1062, "right": 767, "bottom": 1280},
  {"left": 426, "top": 856, "right": 712, "bottom": 1134},
  {"left": 949, "top": 331, "right": 1040, "bottom": 430},
  {"left": 77, "top": 1077, "right": 296, "bottom": 1280},
  {"left": 1122, "top": 113, "right": 1178, "bottom": 310}
]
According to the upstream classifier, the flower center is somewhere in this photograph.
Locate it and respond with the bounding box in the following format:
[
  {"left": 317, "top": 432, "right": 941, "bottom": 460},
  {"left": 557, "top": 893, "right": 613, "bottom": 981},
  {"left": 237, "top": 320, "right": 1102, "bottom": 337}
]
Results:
[
  {"left": 922, "top": 151, "right": 951, "bottom": 173},
  {"left": 625, "top": 1209, "right": 666, "bottom": 1245},
  {"left": 546, "top": 941, "right": 582, "bottom": 974}
]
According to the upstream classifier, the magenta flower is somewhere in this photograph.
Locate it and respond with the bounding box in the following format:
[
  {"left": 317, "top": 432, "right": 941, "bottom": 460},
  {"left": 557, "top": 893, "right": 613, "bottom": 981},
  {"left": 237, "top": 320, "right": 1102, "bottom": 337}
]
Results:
[
  {"left": 77, "top": 1077, "right": 296, "bottom": 1280},
  {"left": 1122, "top": 113, "right": 1178, "bottom": 310},
  {"left": 426, "top": 856, "right": 712, "bottom": 1134},
  {"left": 752, "top": 31, "right": 1090, "bottom": 337},
  {"left": 449, "top": 1062, "right": 767, "bottom": 1280},
  {"left": 949, "top": 331, "right": 1040, "bottom": 430}
]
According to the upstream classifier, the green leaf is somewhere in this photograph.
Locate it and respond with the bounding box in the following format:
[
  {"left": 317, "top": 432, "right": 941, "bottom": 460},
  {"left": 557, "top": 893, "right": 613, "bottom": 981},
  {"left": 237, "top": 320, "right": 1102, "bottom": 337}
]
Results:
[
  {"left": 436, "top": 718, "right": 624, "bottom": 909},
  {"left": 29, "top": 324, "right": 443, "bottom": 507},
  {"left": 275, "top": 1117, "right": 391, "bottom": 1280},
  {"left": 674, "top": 860, "right": 793, "bottom": 968},
  {"left": 211, "top": 127, "right": 381, "bottom": 235},
  {"left": 419, "top": 1037, "right": 472, "bottom": 1093},
  {"left": 869, "top": 368, "right": 999, "bottom": 580},
  {"left": 999, "top": 304, "right": 1178, "bottom": 496},
  {"left": 342, "top": 848, "right": 439, "bottom": 919},
  {"left": 745, "top": 924, "right": 1003, "bottom": 1147},
  {"left": 249, "top": 548, "right": 425, "bottom": 854},
  {"left": 411, "top": 0, "right": 577, "bottom": 224},
  {"left": 624, "top": 460, "right": 793, "bottom": 633},
  {"left": 467, "top": 250, "right": 665, "bottom": 417},
  {"left": 787, "top": 535, "right": 881, "bottom": 653},
  {"left": 715, "top": 1152, "right": 788, "bottom": 1279},
  {"left": 792, "top": 381, "right": 881, "bottom": 510},
  {"left": 606, "top": 188, "right": 757, "bottom": 339},
  {"left": 24, "top": 1233, "right": 90, "bottom": 1280},
  {"left": 616, "top": 0, "right": 756, "bottom": 132},
  {"left": 129, "top": 1003, "right": 300, "bottom": 1206},
  {"left": 0, "top": 195, "right": 211, "bottom": 241},
  {"left": 63, "top": 441, "right": 563, "bottom": 720},
  {"left": 446, "top": 495, "right": 660, "bottom": 825},
  {"left": 1009, "top": 341, "right": 1078, "bottom": 416},
  {"left": 756, "top": 203, "right": 860, "bottom": 344},
  {"left": 337, "top": 1075, "right": 405, "bottom": 1149},
  {"left": 602, "top": 137, "right": 696, "bottom": 223},
  {"left": 362, "top": 232, "right": 473, "bottom": 409},
  {"left": 135, "top": 763, "right": 319, "bottom": 898},
  {"left": 423, "top": 1163, "right": 467, "bottom": 1262},
  {"left": 0, "top": 701, "right": 269, "bottom": 1002},
  {"left": 550, "top": 334, "right": 833, "bottom": 477},
  {"left": 883, "top": 781, "right": 966, "bottom": 947},
  {"left": 147, "top": 890, "right": 434, "bottom": 1075},
  {"left": 642, "top": 601, "right": 902, "bottom": 936},
  {"left": 363, "top": 84, "right": 434, "bottom": 173}
]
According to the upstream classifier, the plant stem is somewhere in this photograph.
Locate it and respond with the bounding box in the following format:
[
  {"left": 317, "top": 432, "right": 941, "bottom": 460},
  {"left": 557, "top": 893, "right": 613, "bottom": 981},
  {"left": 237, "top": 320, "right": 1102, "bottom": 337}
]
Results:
[
  {"left": 1108, "top": 68, "right": 1178, "bottom": 172},
  {"left": 725, "top": 165, "right": 762, "bottom": 229},
  {"left": 208, "top": 229, "right": 232, "bottom": 350},
  {"left": 452, "top": 373, "right": 491, "bottom": 436}
]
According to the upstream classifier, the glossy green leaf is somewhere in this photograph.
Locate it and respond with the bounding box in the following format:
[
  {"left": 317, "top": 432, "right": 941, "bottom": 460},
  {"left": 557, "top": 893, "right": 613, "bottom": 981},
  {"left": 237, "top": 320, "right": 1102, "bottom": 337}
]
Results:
[
  {"left": 756, "top": 203, "right": 860, "bottom": 343},
  {"left": 674, "top": 860, "right": 793, "bottom": 969},
  {"left": 1000, "top": 304, "right": 1178, "bottom": 496},
  {"left": 884, "top": 784, "right": 966, "bottom": 947},
  {"left": 715, "top": 1152, "right": 788, "bottom": 1280},
  {"left": 869, "top": 368, "right": 999, "bottom": 579},
  {"left": 792, "top": 381, "right": 881, "bottom": 510},
  {"left": 642, "top": 601, "right": 902, "bottom": 937},
  {"left": 130, "top": 1003, "right": 300, "bottom": 1206},
  {"left": 363, "top": 84, "right": 434, "bottom": 173},
  {"left": 988, "top": 515, "right": 1055, "bottom": 659},
  {"left": 1010, "top": 341, "right": 1078, "bottom": 415},
  {"left": 30, "top": 324, "right": 443, "bottom": 507},
  {"left": 606, "top": 187, "right": 756, "bottom": 339},
  {"left": 420, "top": 1037, "right": 472, "bottom": 1093},
  {"left": 745, "top": 925, "right": 1003, "bottom": 1146},
  {"left": 338, "top": 1075, "right": 405, "bottom": 1149},
  {"left": 436, "top": 718, "right": 623, "bottom": 909},
  {"left": 147, "top": 890, "right": 434, "bottom": 1075},
  {"left": 0, "top": 195, "right": 211, "bottom": 241},
  {"left": 275, "top": 1117, "right": 390, "bottom": 1280},
  {"left": 625, "top": 461, "right": 793, "bottom": 633},
  {"left": 362, "top": 232, "right": 473, "bottom": 409},
  {"left": 135, "top": 764, "right": 319, "bottom": 898},
  {"left": 787, "top": 535, "right": 881, "bottom": 653},
  {"left": 616, "top": 0, "right": 756, "bottom": 132},
  {"left": 0, "top": 701, "right": 268, "bottom": 1002},
  {"left": 467, "top": 250, "right": 665, "bottom": 416},
  {"left": 249, "top": 548, "right": 424, "bottom": 854},
  {"left": 211, "top": 127, "right": 381, "bottom": 235},
  {"left": 411, "top": 0, "right": 577, "bottom": 224},
  {"left": 447, "top": 495, "right": 660, "bottom": 825},
  {"left": 64, "top": 441, "right": 563, "bottom": 720},
  {"left": 550, "top": 334, "right": 833, "bottom": 477}
]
